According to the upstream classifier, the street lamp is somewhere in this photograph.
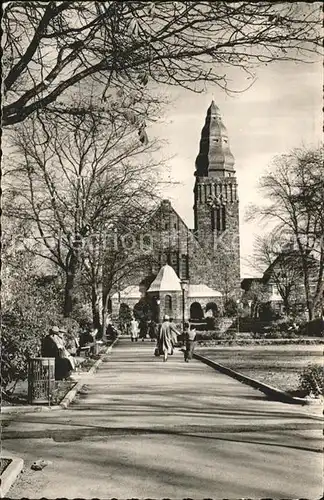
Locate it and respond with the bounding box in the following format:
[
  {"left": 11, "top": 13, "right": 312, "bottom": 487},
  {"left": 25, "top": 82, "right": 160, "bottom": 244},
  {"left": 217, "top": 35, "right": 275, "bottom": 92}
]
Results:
[
  {"left": 236, "top": 299, "right": 241, "bottom": 334},
  {"left": 248, "top": 300, "right": 253, "bottom": 318},
  {"left": 180, "top": 280, "right": 189, "bottom": 341},
  {"left": 155, "top": 296, "right": 160, "bottom": 324}
]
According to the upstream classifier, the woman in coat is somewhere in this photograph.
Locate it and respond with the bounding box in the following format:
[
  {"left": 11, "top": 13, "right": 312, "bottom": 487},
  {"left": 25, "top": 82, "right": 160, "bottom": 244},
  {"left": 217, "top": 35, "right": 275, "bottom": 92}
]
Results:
[
  {"left": 169, "top": 317, "right": 181, "bottom": 354},
  {"left": 130, "top": 318, "right": 139, "bottom": 342},
  {"left": 157, "top": 315, "right": 173, "bottom": 362}
]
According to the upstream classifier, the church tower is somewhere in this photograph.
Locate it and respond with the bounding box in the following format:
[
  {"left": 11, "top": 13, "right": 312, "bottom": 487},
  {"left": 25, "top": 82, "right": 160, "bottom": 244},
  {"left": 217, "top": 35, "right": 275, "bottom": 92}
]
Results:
[{"left": 193, "top": 101, "right": 240, "bottom": 298}]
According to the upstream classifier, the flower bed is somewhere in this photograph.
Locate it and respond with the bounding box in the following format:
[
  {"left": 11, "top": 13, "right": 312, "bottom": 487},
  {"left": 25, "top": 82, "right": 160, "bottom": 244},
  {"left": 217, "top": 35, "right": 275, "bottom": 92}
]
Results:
[
  {"left": 198, "top": 337, "right": 324, "bottom": 347},
  {"left": 196, "top": 344, "right": 323, "bottom": 393}
]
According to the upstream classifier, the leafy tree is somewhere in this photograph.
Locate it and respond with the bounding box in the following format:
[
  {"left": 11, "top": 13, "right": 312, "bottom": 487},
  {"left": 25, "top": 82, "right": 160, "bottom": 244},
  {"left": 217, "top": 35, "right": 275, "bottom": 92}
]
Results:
[
  {"left": 248, "top": 146, "right": 324, "bottom": 320},
  {"left": 118, "top": 303, "right": 133, "bottom": 331},
  {"left": 2, "top": 2, "right": 321, "bottom": 127}
]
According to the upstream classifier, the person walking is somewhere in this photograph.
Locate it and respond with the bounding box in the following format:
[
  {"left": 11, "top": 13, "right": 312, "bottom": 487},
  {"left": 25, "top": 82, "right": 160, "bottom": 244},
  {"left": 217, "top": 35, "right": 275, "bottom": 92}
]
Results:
[
  {"left": 139, "top": 319, "right": 148, "bottom": 342},
  {"left": 89, "top": 328, "right": 98, "bottom": 355},
  {"left": 130, "top": 317, "right": 139, "bottom": 342},
  {"left": 169, "top": 317, "right": 181, "bottom": 354},
  {"left": 157, "top": 315, "right": 173, "bottom": 362},
  {"left": 148, "top": 320, "right": 158, "bottom": 342},
  {"left": 184, "top": 322, "right": 197, "bottom": 362}
]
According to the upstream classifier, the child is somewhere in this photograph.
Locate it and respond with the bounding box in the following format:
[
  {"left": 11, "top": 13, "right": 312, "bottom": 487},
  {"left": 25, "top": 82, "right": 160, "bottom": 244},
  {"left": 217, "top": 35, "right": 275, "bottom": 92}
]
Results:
[{"left": 185, "top": 323, "right": 197, "bottom": 362}]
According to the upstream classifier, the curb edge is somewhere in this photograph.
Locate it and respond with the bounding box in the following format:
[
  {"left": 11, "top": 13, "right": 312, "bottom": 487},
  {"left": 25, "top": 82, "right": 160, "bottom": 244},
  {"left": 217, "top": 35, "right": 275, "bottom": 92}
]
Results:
[
  {"left": 0, "top": 457, "right": 24, "bottom": 498},
  {"left": 193, "top": 352, "right": 322, "bottom": 406}
]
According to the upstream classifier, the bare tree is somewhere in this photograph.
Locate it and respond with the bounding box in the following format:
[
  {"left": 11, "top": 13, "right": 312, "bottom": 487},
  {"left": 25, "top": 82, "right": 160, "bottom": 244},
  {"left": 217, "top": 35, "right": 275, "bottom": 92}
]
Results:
[
  {"left": 254, "top": 232, "right": 305, "bottom": 315},
  {"left": 242, "top": 281, "right": 270, "bottom": 319},
  {"left": 3, "top": 97, "right": 164, "bottom": 320},
  {"left": 248, "top": 146, "right": 324, "bottom": 320},
  {"left": 2, "top": 1, "right": 322, "bottom": 127},
  {"left": 83, "top": 204, "right": 160, "bottom": 332}
]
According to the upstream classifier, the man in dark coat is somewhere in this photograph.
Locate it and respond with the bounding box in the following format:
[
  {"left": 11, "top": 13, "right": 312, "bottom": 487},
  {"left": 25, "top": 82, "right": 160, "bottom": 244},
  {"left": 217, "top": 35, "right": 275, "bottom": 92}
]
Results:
[
  {"left": 157, "top": 315, "right": 174, "bottom": 362},
  {"left": 139, "top": 319, "right": 148, "bottom": 341},
  {"left": 148, "top": 320, "right": 158, "bottom": 342}
]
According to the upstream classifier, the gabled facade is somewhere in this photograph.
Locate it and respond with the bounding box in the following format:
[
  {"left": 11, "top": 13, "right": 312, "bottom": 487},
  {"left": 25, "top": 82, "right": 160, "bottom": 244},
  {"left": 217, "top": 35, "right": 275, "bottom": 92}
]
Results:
[{"left": 110, "top": 102, "right": 241, "bottom": 322}]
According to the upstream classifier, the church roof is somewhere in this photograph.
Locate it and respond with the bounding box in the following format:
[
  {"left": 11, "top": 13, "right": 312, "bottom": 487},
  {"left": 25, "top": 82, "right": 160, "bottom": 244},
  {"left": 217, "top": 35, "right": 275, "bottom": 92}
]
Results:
[
  {"left": 147, "top": 264, "right": 182, "bottom": 292},
  {"left": 188, "top": 284, "right": 222, "bottom": 298},
  {"left": 195, "top": 100, "right": 235, "bottom": 177}
]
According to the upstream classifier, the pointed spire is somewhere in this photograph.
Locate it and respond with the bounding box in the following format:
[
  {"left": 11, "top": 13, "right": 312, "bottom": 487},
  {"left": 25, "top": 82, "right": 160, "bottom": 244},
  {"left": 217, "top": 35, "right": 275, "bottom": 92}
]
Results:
[
  {"left": 147, "top": 264, "right": 182, "bottom": 292},
  {"left": 195, "top": 102, "right": 235, "bottom": 177}
]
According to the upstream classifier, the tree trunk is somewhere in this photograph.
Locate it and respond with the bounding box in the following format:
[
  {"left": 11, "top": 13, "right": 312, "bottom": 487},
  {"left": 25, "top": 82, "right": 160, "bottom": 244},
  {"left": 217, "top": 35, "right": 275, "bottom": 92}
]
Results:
[
  {"left": 63, "top": 253, "right": 78, "bottom": 317},
  {"left": 91, "top": 282, "right": 102, "bottom": 333},
  {"left": 102, "top": 288, "right": 112, "bottom": 339},
  {"left": 296, "top": 241, "right": 313, "bottom": 321},
  {"left": 283, "top": 297, "right": 290, "bottom": 315}
]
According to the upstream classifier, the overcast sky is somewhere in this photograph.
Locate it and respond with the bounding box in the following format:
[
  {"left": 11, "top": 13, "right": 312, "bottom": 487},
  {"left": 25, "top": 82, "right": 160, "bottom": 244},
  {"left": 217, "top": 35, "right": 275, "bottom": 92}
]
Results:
[{"left": 150, "top": 58, "right": 322, "bottom": 278}]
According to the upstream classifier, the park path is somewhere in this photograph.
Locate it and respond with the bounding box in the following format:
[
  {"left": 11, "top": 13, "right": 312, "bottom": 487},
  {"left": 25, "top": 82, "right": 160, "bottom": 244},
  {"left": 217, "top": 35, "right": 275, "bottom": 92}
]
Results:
[{"left": 2, "top": 338, "right": 323, "bottom": 499}]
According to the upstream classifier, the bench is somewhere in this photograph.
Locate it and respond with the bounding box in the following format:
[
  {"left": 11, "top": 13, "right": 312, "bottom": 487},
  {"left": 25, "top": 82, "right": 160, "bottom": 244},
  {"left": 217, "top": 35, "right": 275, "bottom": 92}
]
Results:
[{"left": 79, "top": 346, "right": 91, "bottom": 357}]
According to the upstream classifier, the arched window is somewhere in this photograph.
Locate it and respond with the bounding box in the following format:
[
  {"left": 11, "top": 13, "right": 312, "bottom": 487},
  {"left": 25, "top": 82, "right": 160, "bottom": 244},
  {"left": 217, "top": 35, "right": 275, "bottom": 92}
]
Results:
[
  {"left": 214, "top": 207, "right": 226, "bottom": 231},
  {"left": 190, "top": 302, "right": 204, "bottom": 320},
  {"left": 211, "top": 208, "right": 215, "bottom": 230},
  {"left": 217, "top": 207, "right": 221, "bottom": 230},
  {"left": 165, "top": 295, "right": 172, "bottom": 315},
  {"left": 222, "top": 207, "right": 226, "bottom": 230},
  {"left": 205, "top": 302, "right": 218, "bottom": 317}
]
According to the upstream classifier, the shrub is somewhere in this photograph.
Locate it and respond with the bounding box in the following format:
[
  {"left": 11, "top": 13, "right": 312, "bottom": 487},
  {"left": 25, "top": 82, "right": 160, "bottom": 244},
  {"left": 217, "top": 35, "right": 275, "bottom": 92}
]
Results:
[
  {"left": 298, "top": 364, "right": 324, "bottom": 397},
  {"left": 2, "top": 302, "right": 61, "bottom": 396},
  {"left": 1, "top": 254, "right": 62, "bottom": 396},
  {"left": 71, "top": 302, "right": 93, "bottom": 330},
  {"left": 224, "top": 298, "right": 238, "bottom": 317},
  {"left": 205, "top": 316, "right": 216, "bottom": 331},
  {"left": 259, "top": 303, "right": 277, "bottom": 321},
  {"left": 59, "top": 316, "right": 80, "bottom": 350}
]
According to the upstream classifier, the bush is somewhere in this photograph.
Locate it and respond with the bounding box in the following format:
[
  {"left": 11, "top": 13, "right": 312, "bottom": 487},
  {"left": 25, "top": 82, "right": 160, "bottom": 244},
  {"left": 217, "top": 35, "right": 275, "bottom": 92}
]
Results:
[
  {"left": 2, "top": 304, "right": 61, "bottom": 395},
  {"left": 224, "top": 298, "right": 238, "bottom": 317},
  {"left": 205, "top": 316, "right": 216, "bottom": 331},
  {"left": 71, "top": 302, "right": 93, "bottom": 330},
  {"left": 59, "top": 316, "right": 80, "bottom": 350},
  {"left": 298, "top": 364, "right": 324, "bottom": 397},
  {"left": 259, "top": 303, "right": 278, "bottom": 321},
  {"left": 299, "top": 318, "right": 324, "bottom": 337},
  {"left": 1, "top": 259, "right": 62, "bottom": 395}
]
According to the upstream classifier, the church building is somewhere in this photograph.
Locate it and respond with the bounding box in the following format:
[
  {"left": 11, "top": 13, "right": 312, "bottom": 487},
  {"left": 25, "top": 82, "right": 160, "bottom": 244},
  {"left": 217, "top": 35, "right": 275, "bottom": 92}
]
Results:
[{"left": 111, "top": 101, "right": 241, "bottom": 323}]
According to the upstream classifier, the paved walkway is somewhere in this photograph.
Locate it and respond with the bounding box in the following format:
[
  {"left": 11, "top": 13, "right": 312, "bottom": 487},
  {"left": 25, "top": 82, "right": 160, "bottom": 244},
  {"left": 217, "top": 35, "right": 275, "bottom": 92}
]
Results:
[{"left": 2, "top": 339, "right": 323, "bottom": 499}]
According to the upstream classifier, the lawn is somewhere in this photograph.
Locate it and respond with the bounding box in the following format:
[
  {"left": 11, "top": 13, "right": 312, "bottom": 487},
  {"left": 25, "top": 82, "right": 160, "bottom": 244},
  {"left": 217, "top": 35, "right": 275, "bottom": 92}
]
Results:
[{"left": 196, "top": 344, "right": 323, "bottom": 393}]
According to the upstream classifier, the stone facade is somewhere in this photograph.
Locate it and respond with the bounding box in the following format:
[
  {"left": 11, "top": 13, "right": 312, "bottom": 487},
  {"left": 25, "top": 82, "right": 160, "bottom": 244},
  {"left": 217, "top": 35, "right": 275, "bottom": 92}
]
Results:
[
  {"left": 111, "top": 101, "right": 241, "bottom": 321},
  {"left": 193, "top": 101, "right": 240, "bottom": 297}
]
